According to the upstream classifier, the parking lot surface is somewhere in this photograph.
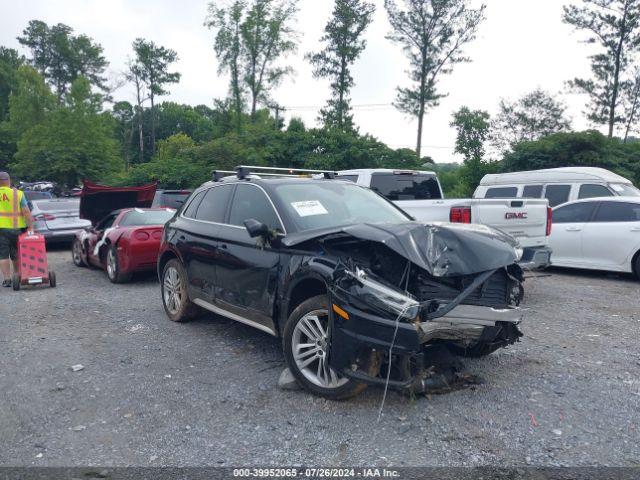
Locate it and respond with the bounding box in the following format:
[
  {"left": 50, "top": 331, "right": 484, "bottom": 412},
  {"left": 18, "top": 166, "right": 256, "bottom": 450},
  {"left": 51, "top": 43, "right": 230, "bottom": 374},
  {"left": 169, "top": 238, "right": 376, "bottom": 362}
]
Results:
[{"left": 1, "top": 249, "right": 639, "bottom": 467}]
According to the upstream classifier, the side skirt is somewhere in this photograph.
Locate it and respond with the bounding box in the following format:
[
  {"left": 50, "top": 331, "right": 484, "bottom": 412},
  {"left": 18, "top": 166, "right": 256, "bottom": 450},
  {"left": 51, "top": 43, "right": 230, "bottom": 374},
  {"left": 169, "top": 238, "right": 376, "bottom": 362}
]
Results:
[{"left": 193, "top": 298, "right": 277, "bottom": 336}]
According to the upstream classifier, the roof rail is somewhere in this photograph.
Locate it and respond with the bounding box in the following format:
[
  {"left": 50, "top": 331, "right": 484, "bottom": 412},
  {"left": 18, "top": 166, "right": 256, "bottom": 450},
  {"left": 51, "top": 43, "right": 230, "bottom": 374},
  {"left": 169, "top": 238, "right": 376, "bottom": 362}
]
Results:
[{"left": 212, "top": 165, "right": 338, "bottom": 182}]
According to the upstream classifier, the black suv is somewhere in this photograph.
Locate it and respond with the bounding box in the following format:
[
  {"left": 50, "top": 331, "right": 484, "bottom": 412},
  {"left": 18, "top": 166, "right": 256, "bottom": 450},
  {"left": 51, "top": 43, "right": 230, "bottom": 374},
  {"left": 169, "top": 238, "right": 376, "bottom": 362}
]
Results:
[{"left": 158, "top": 168, "right": 525, "bottom": 399}]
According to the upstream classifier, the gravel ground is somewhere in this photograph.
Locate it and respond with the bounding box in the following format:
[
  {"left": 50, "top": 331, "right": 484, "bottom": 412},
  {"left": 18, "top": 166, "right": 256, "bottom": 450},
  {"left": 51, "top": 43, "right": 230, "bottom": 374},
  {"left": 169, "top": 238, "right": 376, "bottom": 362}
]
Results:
[{"left": 1, "top": 248, "right": 639, "bottom": 468}]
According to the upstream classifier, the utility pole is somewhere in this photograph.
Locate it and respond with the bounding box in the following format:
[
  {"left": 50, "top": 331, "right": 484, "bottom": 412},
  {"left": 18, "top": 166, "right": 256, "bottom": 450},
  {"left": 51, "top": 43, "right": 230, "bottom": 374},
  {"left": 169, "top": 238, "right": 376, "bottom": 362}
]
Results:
[{"left": 269, "top": 103, "right": 285, "bottom": 129}]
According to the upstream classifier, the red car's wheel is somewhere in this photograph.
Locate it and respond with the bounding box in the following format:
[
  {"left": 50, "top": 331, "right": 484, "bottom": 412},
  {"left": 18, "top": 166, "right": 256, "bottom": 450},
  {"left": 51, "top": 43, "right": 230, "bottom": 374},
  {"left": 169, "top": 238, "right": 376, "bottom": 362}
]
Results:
[{"left": 106, "top": 245, "right": 132, "bottom": 284}]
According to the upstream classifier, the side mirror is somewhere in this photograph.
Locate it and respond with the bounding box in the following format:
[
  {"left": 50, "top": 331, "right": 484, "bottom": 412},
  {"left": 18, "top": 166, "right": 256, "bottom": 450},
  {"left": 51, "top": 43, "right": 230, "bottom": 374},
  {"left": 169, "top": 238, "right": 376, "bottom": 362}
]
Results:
[{"left": 244, "top": 218, "right": 269, "bottom": 238}]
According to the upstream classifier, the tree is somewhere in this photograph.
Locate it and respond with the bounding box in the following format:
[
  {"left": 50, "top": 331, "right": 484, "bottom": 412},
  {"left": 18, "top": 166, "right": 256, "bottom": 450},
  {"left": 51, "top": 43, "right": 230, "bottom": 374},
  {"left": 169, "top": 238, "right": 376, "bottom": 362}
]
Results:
[
  {"left": 131, "top": 38, "right": 181, "bottom": 154},
  {"left": 206, "top": 0, "right": 298, "bottom": 124},
  {"left": 17, "top": 20, "right": 108, "bottom": 102},
  {"left": 563, "top": 0, "right": 640, "bottom": 138},
  {"left": 11, "top": 76, "right": 121, "bottom": 186},
  {"left": 307, "top": 0, "right": 375, "bottom": 130},
  {"left": 622, "top": 68, "right": 640, "bottom": 141},
  {"left": 384, "top": 0, "right": 486, "bottom": 158},
  {"left": 241, "top": 0, "right": 298, "bottom": 119},
  {"left": 500, "top": 130, "right": 640, "bottom": 184},
  {"left": 126, "top": 60, "right": 148, "bottom": 163},
  {"left": 491, "top": 89, "right": 572, "bottom": 152},
  {"left": 112, "top": 101, "right": 135, "bottom": 170},
  {"left": 0, "top": 47, "right": 24, "bottom": 122},
  {"left": 450, "top": 106, "right": 493, "bottom": 193},
  {"left": 206, "top": 1, "right": 246, "bottom": 131}
]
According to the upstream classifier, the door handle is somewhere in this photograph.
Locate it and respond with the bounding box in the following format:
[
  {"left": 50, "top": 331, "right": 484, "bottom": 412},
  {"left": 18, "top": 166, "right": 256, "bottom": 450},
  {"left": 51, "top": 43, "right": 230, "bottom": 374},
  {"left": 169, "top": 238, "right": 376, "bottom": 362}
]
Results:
[
  {"left": 565, "top": 227, "right": 582, "bottom": 231},
  {"left": 220, "top": 243, "right": 228, "bottom": 250},
  {"left": 178, "top": 235, "right": 186, "bottom": 241}
]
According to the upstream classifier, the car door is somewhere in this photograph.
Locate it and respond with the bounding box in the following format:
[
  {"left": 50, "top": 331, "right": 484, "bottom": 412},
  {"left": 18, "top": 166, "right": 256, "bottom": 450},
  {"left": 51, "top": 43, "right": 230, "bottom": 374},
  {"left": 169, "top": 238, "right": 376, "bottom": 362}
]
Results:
[
  {"left": 581, "top": 201, "right": 640, "bottom": 271},
  {"left": 178, "top": 185, "right": 233, "bottom": 302},
  {"left": 86, "top": 213, "right": 118, "bottom": 266},
  {"left": 214, "top": 183, "right": 283, "bottom": 333},
  {"left": 549, "top": 201, "right": 598, "bottom": 266}
]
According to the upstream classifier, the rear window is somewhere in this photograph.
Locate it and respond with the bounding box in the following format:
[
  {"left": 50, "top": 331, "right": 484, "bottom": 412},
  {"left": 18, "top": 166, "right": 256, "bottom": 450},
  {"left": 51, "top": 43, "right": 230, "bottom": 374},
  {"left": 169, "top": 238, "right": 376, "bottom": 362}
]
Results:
[
  {"left": 33, "top": 200, "right": 79, "bottom": 211},
  {"left": 578, "top": 184, "right": 613, "bottom": 199},
  {"left": 545, "top": 184, "right": 571, "bottom": 207},
  {"left": 120, "top": 209, "right": 175, "bottom": 226},
  {"left": 593, "top": 202, "right": 640, "bottom": 222},
  {"left": 609, "top": 183, "right": 640, "bottom": 196},
  {"left": 485, "top": 187, "right": 518, "bottom": 198},
  {"left": 336, "top": 175, "right": 358, "bottom": 183},
  {"left": 24, "top": 191, "right": 53, "bottom": 201},
  {"left": 522, "top": 185, "right": 543, "bottom": 198},
  {"left": 370, "top": 173, "right": 441, "bottom": 200}
]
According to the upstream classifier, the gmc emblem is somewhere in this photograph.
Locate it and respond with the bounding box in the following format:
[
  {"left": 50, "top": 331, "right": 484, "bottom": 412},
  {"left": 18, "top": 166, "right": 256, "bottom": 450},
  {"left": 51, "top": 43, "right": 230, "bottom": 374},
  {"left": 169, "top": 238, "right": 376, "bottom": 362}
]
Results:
[{"left": 505, "top": 212, "right": 527, "bottom": 219}]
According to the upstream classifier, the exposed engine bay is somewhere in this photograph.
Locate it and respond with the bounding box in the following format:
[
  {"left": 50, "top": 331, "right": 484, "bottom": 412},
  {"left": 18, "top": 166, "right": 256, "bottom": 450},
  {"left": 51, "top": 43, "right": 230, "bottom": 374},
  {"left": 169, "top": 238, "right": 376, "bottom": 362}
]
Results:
[{"left": 285, "top": 222, "right": 527, "bottom": 394}]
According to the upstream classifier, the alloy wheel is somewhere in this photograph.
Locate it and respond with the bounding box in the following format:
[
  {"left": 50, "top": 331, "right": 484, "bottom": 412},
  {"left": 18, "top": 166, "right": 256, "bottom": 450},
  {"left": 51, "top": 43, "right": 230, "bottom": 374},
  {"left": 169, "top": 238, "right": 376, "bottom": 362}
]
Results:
[
  {"left": 163, "top": 266, "right": 184, "bottom": 315},
  {"left": 291, "top": 309, "right": 348, "bottom": 389},
  {"left": 72, "top": 240, "right": 83, "bottom": 265},
  {"left": 106, "top": 248, "right": 117, "bottom": 279}
]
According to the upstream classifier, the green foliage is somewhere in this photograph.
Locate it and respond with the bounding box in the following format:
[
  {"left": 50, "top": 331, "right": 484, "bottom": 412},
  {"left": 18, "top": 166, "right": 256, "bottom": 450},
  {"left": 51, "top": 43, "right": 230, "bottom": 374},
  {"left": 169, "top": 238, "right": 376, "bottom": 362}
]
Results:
[
  {"left": 10, "top": 76, "right": 121, "bottom": 186},
  {"left": 491, "top": 89, "right": 571, "bottom": 152},
  {"left": 450, "top": 107, "right": 492, "bottom": 193},
  {"left": 206, "top": 0, "right": 298, "bottom": 123},
  {"left": 384, "top": 0, "right": 486, "bottom": 157},
  {"left": 307, "top": 0, "right": 375, "bottom": 130},
  {"left": 501, "top": 130, "right": 640, "bottom": 185},
  {"left": 0, "top": 47, "right": 24, "bottom": 123},
  {"left": 17, "top": 20, "right": 108, "bottom": 102},
  {"left": 563, "top": 0, "right": 640, "bottom": 137}
]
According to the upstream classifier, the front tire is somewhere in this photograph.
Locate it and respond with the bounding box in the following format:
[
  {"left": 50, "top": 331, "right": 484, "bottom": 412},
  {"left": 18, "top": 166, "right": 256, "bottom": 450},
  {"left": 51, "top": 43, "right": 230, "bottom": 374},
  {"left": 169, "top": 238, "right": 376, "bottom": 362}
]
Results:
[
  {"left": 634, "top": 252, "right": 640, "bottom": 281},
  {"left": 283, "top": 295, "right": 368, "bottom": 400},
  {"left": 161, "top": 259, "right": 200, "bottom": 322},
  {"left": 105, "top": 245, "right": 132, "bottom": 284},
  {"left": 71, "top": 238, "right": 86, "bottom": 267}
]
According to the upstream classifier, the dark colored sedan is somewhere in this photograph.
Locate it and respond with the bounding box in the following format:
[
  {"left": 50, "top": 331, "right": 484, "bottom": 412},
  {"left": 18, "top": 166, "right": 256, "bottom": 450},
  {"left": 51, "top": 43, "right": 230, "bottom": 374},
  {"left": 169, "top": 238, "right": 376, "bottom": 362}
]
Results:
[{"left": 158, "top": 173, "right": 525, "bottom": 399}]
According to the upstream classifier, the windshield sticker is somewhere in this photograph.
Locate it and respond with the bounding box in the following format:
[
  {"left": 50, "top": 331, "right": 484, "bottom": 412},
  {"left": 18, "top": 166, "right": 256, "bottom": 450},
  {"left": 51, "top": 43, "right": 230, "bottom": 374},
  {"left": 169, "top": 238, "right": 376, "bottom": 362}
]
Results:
[
  {"left": 610, "top": 184, "right": 624, "bottom": 192},
  {"left": 291, "top": 200, "right": 329, "bottom": 217}
]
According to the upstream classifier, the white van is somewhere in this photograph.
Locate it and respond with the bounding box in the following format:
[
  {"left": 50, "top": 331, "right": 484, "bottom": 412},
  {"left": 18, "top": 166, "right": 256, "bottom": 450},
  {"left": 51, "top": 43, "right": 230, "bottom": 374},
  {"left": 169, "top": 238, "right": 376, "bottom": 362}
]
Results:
[{"left": 474, "top": 167, "right": 640, "bottom": 207}]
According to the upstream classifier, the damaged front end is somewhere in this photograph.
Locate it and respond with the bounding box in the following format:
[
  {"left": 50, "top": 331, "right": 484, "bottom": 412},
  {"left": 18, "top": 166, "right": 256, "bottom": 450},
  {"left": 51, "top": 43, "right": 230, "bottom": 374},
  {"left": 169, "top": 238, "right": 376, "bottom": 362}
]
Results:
[{"left": 319, "top": 222, "right": 525, "bottom": 394}]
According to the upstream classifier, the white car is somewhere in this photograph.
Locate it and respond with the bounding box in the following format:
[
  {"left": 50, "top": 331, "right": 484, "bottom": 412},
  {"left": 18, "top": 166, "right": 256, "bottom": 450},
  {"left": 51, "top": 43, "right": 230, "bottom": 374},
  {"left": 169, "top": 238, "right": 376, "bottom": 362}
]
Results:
[{"left": 549, "top": 197, "right": 640, "bottom": 278}]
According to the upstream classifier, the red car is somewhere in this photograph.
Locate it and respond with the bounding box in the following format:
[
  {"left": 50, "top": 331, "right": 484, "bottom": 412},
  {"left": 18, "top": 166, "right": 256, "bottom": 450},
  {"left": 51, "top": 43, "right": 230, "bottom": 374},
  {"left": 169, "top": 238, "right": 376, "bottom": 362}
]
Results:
[{"left": 71, "top": 182, "right": 177, "bottom": 283}]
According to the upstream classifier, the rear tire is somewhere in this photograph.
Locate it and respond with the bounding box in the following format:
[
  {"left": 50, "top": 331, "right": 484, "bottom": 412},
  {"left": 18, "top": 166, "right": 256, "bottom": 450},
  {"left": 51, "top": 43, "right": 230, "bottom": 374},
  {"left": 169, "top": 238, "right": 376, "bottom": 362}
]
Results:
[
  {"left": 12, "top": 273, "right": 20, "bottom": 291},
  {"left": 105, "top": 245, "right": 132, "bottom": 284},
  {"left": 71, "top": 238, "right": 86, "bottom": 267},
  {"left": 161, "top": 258, "right": 200, "bottom": 322},
  {"left": 49, "top": 271, "right": 56, "bottom": 288},
  {"left": 283, "top": 295, "right": 369, "bottom": 400},
  {"left": 634, "top": 252, "right": 640, "bottom": 281}
]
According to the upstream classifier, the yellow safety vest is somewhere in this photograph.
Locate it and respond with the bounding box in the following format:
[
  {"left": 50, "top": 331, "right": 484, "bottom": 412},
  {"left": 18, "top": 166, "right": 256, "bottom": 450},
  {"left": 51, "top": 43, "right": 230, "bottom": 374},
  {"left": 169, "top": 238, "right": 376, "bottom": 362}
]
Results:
[{"left": 0, "top": 187, "right": 27, "bottom": 229}]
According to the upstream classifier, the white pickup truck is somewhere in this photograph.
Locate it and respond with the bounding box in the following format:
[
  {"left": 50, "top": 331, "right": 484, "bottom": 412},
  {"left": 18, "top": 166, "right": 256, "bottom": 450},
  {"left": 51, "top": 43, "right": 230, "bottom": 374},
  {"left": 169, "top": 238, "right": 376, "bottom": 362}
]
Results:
[{"left": 337, "top": 169, "right": 553, "bottom": 269}]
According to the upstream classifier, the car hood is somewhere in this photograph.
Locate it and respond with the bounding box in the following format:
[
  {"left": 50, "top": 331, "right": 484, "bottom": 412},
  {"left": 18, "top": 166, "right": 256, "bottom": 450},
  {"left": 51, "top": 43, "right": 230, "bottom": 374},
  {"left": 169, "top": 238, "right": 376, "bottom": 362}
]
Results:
[
  {"left": 282, "top": 221, "right": 520, "bottom": 277},
  {"left": 79, "top": 181, "right": 158, "bottom": 225}
]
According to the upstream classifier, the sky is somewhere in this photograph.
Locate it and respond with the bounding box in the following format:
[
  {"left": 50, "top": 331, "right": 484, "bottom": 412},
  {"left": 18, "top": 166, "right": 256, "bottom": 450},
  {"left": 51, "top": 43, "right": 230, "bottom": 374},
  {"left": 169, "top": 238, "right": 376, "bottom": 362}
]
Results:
[{"left": 0, "top": 0, "right": 599, "bottom": 163}]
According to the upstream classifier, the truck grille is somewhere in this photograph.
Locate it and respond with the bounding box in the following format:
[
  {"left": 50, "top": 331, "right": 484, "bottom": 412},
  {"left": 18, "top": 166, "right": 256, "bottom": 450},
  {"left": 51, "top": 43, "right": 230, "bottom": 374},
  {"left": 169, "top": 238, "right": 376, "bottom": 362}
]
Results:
[{"left": 416, "top": 269, "right": 509, "bottom": 309}]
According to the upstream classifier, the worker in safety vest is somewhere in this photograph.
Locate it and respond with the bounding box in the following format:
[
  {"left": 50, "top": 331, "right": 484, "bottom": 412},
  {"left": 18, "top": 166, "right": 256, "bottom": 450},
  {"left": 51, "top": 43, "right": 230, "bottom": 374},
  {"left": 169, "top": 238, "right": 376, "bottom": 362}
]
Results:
[{"left": 0, "top": 171, "right": 33, "bottom": 287}]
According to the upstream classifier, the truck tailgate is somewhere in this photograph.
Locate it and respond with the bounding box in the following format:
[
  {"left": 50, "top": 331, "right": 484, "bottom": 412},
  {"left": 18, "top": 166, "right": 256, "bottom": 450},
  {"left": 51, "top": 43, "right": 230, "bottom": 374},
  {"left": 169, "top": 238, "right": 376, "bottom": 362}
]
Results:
[{"left": 471, "top": 199, "right": 549, "bottom": 248}]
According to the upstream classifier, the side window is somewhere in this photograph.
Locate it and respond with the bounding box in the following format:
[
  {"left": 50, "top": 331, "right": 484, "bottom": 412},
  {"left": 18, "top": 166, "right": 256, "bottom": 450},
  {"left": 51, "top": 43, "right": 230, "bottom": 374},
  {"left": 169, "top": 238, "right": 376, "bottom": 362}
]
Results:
[
  {"left": 370, "top": 173, "right": 442, "bottom": 200},
  {"left": 485, "top": 187, "right": 518, "bottom": 198},
  {"left": 337, "top": 175, "right": 358, "bottom": 183},
  {"left": 578, "top": 184, "right": 613, "bottom": 199},
  {"left": 522, "top": 185, "right": 543, "bottom": 198},
  {"left": 553, "top": 202, "right": 597, "bottom": 223},
  {"left": 194, "top": 185, "right": 233, "bottom": 223},
  {"left": 544, "top": 184, "right": 571, "bottom": 207},
  {"left": 96, "top": 214, "right": 116, "bottom": 231},
  {"left": 593, "top": 202, "right": 640, "bottom": 222},
  {"left": 182, "top": 190, "right": 206, "bottom": 218},
  {"left": 229, "top": 184, "right": 282, "bottom": 231}
]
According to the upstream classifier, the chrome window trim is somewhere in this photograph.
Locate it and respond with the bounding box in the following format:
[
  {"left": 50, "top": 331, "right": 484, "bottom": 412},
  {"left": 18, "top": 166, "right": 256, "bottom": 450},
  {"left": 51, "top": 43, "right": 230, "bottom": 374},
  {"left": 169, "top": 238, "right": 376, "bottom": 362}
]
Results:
[{"left": 181, "top": 182, "right": 287, "bottom": 234}]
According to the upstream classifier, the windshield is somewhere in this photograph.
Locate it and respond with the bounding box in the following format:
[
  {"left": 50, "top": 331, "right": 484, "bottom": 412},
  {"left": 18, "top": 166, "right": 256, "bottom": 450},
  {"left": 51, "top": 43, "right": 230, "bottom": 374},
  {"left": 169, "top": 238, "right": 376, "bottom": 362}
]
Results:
[
  {"left": 609, "top": 183, "right": 640, "bottom": 197},
  {"left": 120, "top": 209, "right": 175, "bottom": 226},
  {"left": 273, "top": 182, "right": 410, "bottom": 232}
]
